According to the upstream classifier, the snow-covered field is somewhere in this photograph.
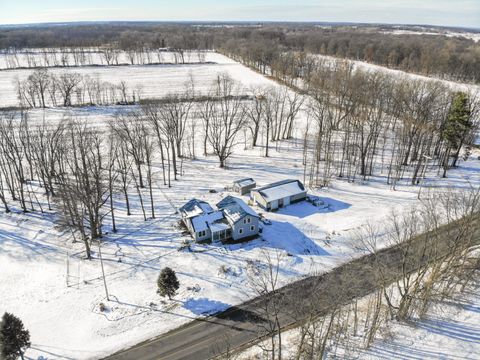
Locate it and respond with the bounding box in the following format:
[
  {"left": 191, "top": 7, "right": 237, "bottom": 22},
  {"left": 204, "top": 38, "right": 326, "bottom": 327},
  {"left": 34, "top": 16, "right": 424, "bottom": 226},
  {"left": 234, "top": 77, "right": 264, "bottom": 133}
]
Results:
[
  {"left": 1, "top": 56, "right": 480, "bottom": 359},
  {"left": 311, "top": 53, "right": 480, "bottom": 94},
  {"left": 384, "top": 29, "right": 480, "bottom": 43},
  {"left": 0, "top": 52, "right": 271, "bottom": 108}
]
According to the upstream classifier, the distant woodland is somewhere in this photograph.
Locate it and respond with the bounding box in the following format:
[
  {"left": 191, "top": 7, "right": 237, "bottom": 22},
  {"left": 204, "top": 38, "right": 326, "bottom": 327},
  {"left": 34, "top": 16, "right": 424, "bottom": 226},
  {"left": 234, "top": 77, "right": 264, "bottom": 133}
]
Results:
[{"left": 0, "top": 24, "right": 479, "bottom": 83}]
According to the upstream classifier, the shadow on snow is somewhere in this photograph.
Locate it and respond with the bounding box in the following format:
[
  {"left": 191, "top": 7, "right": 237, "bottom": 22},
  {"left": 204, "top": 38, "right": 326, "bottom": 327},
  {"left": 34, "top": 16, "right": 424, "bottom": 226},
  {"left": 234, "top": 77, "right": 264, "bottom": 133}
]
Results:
[
  {"left": 222, "top": 220, "right": 330, "bottom": 257},
  {"left": 184, "top": 297, "right": 231, "bottom": 316},
  {"left": 277, "top": 198, "right": 351, "bottom": 219}
]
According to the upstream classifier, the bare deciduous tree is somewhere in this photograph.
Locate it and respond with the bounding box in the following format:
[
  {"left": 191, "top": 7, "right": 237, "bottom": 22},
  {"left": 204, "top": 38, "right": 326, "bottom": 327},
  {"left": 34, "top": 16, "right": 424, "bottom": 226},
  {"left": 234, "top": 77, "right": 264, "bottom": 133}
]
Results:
[{"left": 207, "top": 74, "right": 247, "bottom": 168}]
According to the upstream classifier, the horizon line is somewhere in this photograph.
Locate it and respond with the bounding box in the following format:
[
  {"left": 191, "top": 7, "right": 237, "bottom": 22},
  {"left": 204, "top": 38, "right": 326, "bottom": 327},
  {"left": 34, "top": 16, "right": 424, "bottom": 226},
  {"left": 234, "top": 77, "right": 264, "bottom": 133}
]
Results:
[{"left": 0, "top": 20, "right": 478, "bottom": 32}]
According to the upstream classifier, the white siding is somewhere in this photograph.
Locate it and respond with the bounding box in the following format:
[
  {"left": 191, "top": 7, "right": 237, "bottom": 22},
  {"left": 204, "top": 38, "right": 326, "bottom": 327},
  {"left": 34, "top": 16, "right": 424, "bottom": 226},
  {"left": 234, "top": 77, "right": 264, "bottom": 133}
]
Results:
[
  {"left": 195, "top": 229, "right": 212, "bottom": 242},
  {"left": 270, "top": 200, "right": 279, "bottom": 210}
]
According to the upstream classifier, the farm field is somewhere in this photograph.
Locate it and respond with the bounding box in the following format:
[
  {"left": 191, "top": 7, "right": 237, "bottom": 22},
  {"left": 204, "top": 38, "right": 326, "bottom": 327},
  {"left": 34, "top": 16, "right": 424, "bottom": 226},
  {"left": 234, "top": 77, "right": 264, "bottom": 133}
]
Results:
[
  {"left": 307, "top": 53, "right": 480, "bottom": 95},
  {"left": 383, "top": 29, "right": 480, "bottom": 42},
  {"left": 0, "top": 52, "right": 271, "bottom": 107},
  {"left": 1, "top": 52, "right": 480, "bottom": 360}
]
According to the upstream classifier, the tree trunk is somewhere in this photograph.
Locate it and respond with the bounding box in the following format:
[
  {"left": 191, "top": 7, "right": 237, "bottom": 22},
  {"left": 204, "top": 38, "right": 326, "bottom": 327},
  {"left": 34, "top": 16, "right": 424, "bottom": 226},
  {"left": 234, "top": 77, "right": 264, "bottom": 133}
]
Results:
[
  {"left": 171, "top": 141, "right": 178, "bottom": 180},
  {"left": 83, "top": 236, "right": 92, "bottom": 260}
]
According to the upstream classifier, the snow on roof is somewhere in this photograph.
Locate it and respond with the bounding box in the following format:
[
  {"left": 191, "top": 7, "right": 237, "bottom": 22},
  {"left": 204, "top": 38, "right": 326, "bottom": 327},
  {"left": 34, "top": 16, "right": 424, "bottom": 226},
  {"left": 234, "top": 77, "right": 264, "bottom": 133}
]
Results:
[
  {"left": 253, "top": 179, "right": 306, "bottom": 202},
  {"left": 183, "top": 196, "right": 258, "bottom": 233},
  {"left": 233, "top": 178, "right": 256, "bottom": 187},
  {"left": 217, "top": 195, "right": 259, "bottom": 224},
  {"left": 209, "top": 221, "right": 230, "bottom": 233},
  {"left": 179, "top": 199, "right": 214, "bottom": 218},
  {"left": 190, "top": 211, "right": 225, "bottom": 233}
]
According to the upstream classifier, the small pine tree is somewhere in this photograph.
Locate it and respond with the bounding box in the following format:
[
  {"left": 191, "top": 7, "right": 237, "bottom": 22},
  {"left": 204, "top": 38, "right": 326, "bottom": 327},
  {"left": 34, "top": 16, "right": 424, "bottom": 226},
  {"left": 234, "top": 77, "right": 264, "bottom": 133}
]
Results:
[
  {"left": 0, "top": 312, "right": 31, "bottom": 360},
  {"left": 157, "top": 267, "right": 180, "bottom": 300}
]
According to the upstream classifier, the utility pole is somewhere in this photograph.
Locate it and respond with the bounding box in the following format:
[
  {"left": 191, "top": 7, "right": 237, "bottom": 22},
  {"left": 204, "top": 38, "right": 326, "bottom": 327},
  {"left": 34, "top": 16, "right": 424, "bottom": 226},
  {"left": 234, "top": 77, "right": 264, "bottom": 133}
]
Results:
[
  {"left": 66, "top": 251, "right": 69, "bottom": 287},
  {"left": 98, "top": 240, "right": 110, "bottom": 301}
]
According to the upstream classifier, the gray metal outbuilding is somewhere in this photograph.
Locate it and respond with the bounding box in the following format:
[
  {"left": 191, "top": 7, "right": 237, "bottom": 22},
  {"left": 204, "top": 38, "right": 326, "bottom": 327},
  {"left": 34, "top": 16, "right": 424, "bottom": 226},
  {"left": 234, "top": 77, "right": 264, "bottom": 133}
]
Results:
[{"left": 251, "top": 179, "right": 307, "bottom": 211}]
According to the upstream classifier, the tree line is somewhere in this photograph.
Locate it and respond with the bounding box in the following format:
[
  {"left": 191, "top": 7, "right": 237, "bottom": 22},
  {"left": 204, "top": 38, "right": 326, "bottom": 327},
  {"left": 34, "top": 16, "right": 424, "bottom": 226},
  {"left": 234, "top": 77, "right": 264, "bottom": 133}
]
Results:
[
  {"left": 0, "top": 24, "right": 214, "bottom": 50},
  {"left": 2, "top": 24, "right": 478, "bottom": 82},
  {"left": 301, "top": 60, "right": 479, "bottom": 188},
  {"left": 15, "top": 68, "right": 145, "bottom": 108},
  {"left": 1, "top": 48, "right": 209, "bottom": 70},
  {"left": 220, "top": 27, "right": 480, "bottom": 83}
]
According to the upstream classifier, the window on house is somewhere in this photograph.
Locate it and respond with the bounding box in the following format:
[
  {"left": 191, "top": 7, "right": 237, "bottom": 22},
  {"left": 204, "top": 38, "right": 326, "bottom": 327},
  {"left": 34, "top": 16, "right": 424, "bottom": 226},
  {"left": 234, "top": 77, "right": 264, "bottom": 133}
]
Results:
[
  {"left": 239, "top": 228, "right": 243, "bottom": 234},
  {"left": 243, "top": 219, "right": 246, "bottom": 224},
  {"left": 250, "top": 225, "right": 255, "bottom": 231},
  {"left": 247, "top": 218, "right": 251, "bottom": 223},
  {"left": 198, "top": 230, "right": 206, "bottom": 237}
]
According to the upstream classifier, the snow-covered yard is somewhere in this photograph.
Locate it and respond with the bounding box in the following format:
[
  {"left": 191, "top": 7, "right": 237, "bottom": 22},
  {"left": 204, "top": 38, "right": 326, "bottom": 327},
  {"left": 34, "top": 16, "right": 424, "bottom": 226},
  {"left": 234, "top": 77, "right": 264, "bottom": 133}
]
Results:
[{"left": 1, "top": 55, "right": 480, "bottom": 359}]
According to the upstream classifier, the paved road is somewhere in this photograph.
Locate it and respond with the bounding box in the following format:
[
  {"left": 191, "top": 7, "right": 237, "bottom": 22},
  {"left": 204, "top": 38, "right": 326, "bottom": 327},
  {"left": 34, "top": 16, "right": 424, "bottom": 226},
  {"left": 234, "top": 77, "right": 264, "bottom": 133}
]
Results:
[{"left": 106, "top": 215, "right": 480, "bottom": 360}]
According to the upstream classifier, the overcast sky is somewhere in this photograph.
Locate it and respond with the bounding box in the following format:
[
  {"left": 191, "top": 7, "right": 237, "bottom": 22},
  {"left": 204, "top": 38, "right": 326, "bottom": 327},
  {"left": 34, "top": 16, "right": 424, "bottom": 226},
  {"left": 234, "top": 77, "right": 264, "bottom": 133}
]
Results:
[{"left": 1, "top": 0, "right": 479, "bottom": 28}]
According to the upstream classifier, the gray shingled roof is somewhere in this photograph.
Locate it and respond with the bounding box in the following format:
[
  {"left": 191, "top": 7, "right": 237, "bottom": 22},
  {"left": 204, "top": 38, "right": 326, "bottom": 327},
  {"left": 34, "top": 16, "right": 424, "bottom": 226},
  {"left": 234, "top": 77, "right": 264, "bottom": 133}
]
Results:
[
  {"left": 217, "top": 195, "right": 259, "bottom": 224},
  {"left": 179, "top": 199, "right": 214, "bottom": 219},
  {"left": 190, "top": 210, "right": 225, "bottom": 233}
]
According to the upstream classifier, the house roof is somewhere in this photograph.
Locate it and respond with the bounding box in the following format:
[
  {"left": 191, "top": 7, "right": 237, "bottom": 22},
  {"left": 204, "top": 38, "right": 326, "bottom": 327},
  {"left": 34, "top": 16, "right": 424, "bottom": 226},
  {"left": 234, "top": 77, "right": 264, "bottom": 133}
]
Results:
[
  {"left": 252, "top": 179, "right": 306, "bottom": 202},
  {"left": 233, "top": 178, "right": 256, "bottom": 187},
  {"left": 209, "top": 219, "right": 231, "bottom": 233},
  {"left": 179, "top": 199, "right": 214, "bottom": 219},
  {"left": 182, "top": 196, "right": 258, "bottom": 236},
  {"left": 190, "top": 210, "right": 225, "bottom": 233},
  {"left": 217, "top": 195, "right": 259, "bottom": 224}
]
